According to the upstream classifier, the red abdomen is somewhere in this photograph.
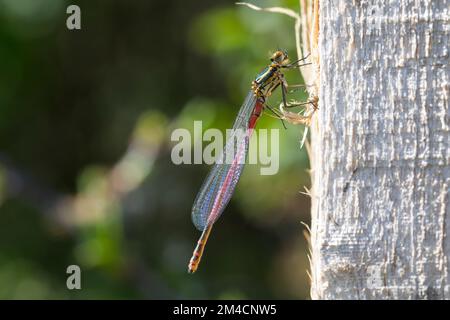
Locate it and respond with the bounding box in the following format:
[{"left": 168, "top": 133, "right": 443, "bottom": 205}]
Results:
[{"left": 248, "top": 98, "right": 264, "bottom": 129}]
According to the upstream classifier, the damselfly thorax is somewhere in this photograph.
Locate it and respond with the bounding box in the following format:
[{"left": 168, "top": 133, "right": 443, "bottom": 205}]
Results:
[{"left": 252, "top": 51, "right": 289, "bottom": 99}]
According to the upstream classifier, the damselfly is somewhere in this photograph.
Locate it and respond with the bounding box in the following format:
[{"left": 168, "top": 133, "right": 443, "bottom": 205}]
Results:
[{"left": 188, "top": 50, "right": 314, "bottom": 273}]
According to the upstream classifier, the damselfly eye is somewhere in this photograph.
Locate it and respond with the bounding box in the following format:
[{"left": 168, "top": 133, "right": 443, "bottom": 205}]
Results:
[{"left": 271, "top": 50, "right": 289, "bottom": 64}]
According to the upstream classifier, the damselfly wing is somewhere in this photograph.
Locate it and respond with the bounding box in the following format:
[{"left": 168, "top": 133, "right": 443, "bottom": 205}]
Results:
[{"left": 188, "top": 93, "right": 263, "bottom": 273}]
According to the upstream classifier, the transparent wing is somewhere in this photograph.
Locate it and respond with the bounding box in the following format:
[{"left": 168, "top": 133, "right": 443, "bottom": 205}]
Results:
[{"left": 191, "top": 92, "right": 258, "bottom": 231}]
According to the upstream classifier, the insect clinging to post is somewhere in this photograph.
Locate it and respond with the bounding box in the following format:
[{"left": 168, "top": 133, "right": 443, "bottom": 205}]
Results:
[
  {"left": 188, "top": 50, "right": 312, "bottom": 273},
  {"left": 188, "top": 0, "right": 321, "bottom": 273}
]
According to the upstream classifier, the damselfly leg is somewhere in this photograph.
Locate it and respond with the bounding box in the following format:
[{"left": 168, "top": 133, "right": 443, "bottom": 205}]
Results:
[
  {"left": 286, "top": 83, "right": 315, "bottom": 94},
  {"left": 264, "top": 104, "right": 287, "bottom": 129},
  {"left": 277, "top": 78, "right": 318, "bottom": 126},
  {"left": 281, "top": 53, "right": 311, "bottom": 69}
]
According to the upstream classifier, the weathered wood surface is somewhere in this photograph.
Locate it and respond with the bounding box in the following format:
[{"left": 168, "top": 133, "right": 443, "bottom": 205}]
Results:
[{"left": 310, "top": 0, "right": 450, "bottom": 299}]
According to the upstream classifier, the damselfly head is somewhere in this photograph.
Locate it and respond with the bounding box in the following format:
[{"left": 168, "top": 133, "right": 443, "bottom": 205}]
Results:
[{"left": 270, "top": 50, "right": 289, "bottom": 65}]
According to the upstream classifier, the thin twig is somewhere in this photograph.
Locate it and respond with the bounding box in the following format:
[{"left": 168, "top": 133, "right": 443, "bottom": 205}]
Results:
[
  {"left": 300, "top": 185, "right": 312, "bottom": 198},
  {"left": 236, "top": 2, "right": 300, "bottom": 19},
  {"left": 236, "top": 2, "right": 305, "bottom": 73}
]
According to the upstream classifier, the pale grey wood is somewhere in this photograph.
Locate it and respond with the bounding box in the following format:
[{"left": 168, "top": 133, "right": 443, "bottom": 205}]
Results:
[{"left": 309, "top": 0, "right": 450, "bottom": 299}]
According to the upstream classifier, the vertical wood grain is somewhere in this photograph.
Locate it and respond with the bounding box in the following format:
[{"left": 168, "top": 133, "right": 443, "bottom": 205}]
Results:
[{"left": 310, "top": 0, "right": 450, "bottom": 299}]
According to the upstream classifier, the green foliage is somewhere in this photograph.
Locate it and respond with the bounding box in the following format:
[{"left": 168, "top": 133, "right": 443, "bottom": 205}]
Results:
[{"left": 0, "top": 0, "right": 311, "bottom": 299}]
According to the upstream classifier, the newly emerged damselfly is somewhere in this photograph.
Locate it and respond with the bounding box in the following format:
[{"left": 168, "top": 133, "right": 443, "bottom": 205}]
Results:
[{"left": 188, "top": 50, "right": 315, "bottom": 273}]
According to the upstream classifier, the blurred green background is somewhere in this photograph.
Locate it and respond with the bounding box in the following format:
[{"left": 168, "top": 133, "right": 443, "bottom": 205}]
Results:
[{"left": 0, "top": 0, "right": 311, "bottom": 299}]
